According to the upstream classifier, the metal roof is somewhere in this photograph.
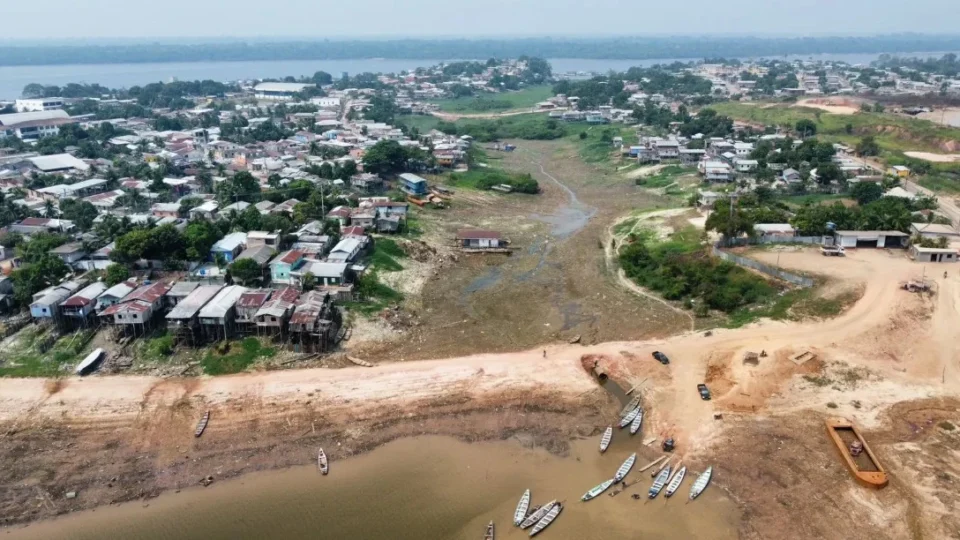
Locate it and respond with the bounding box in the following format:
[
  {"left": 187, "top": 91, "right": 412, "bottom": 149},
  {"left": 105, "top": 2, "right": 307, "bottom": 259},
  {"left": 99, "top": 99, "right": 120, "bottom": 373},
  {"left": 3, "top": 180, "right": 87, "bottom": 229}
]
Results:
[
  {"left": 198, "top": 285, "right": 249, "bottom": 319},
  {"left": 99, "top": 281, "right": 135, "bottom": 300},
  {"left": 166, "top": 285, "right": 223, "bottom": 320},
  {"left": 167, "top": 281, "right": 200, "bottom": 297},
  {"left": 236, "top": 245, "right": 275, "bottom": 266},
  {"left": 121, "top": 281, "right": 171, "bottom": 304},
  {"left": 28, "top": 154, "right": 90, "bottom": 172},
  {"left": 271, "top": 250, "right": 304, "bottom": 266},
  {"left": 61, "top": 282, "right": 108, "bottom": 307},
  {"left": 254, "top": 82, "right": 313, "bottom": 93},
  {"left": 212, "top": 232, "right": 247, "bottom": 253},
  {"left": 255, "top": 287, "right": 300, "bottom": 318},
  {"left": 301, "top": 261, "right": 348, "bottom": 279},
  {"left": 237, "top": 289, "right": 272, "bottom": 309},
  {"left": 456, "top": 229, "right": 501, "bottom": 240},
  {"left": 290, "top": 291, "right": 328, "bottom": 325}
]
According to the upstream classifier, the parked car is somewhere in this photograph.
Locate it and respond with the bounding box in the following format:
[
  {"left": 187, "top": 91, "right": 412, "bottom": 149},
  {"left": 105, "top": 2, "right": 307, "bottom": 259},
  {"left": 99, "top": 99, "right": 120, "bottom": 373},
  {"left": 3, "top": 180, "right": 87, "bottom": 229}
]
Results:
[
  {"left": 697, "top": 383, "right": 711, "bottom": 400},
  {"left": 652, "top": 351, "right": 670, "bottom": 365}
]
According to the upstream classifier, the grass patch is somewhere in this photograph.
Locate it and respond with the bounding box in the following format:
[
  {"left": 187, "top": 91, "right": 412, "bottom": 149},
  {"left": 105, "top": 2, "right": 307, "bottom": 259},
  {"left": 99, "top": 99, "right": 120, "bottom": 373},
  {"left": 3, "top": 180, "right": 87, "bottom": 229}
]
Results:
[
  {"left": 778, "top": 193, "right": 852, "bottom": 207},
  {"left": 0, "top": 328, "right": 94, "bottom": 378},
  {"left": 431, "top": 86, "right": 553, "bottom": 113},
  {"left": 444, "top": 168, "right": 539, "bottom": 194},
  {"left": 636, "top": 165, "right": 691, "bottom": 189},
  {"left": 613, "top": 217, "right": 639, "bottom": 235},
  {"left": 727, "top": 286, "right": 859, "bottom": 328},
  {"left": 370, "top": 238, "right": 407, "bottom": 272},
  {"left": 569, "top": 124, "right": 636, "bottom": 167},
  {"left": 940, "top": 421, "right": 956, "bottom": 431},
  {"left": 201, "top": 337, "right": 276, "bottom": 375},
  {"left": 803, "top": 374, "right": 833, "bottom": 387},
  {"left": 141, "top": 332, "right": 175, "bottom": 362},
  {"left": 917, "top": 172, "right": 960, "bottom": 194},
  {"left": 396, "top": 114, "right": 440, "bottom": 133},
  {"left": 345, "top": 272, "right": 406, "bottom": 315}
]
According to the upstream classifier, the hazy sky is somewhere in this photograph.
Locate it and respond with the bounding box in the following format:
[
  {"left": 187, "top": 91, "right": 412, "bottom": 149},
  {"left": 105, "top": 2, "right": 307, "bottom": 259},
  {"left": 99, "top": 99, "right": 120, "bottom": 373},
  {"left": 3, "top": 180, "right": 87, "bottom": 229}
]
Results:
[{"left": 6, "top": 0, "right": 960, "bottom": 39}]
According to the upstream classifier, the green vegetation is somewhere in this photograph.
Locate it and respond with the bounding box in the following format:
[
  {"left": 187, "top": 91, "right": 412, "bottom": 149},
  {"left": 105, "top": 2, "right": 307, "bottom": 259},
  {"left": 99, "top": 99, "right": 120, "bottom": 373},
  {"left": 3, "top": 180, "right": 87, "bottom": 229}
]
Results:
[
  {"left": 636, "top": 165, "right": 690, "bottom": 188},
  {"left": 431, "top": 86, "right": 553, "bottom": 113},
  {"left": 446, "top": 169, "right": 539, "bottom": 193},
  {"left": 141, "top": 333, "right": 175, "bottom": 363},
  {"left": 397, "top": 114, "right": 440, "bottom": 133},
  {"left": 201, "top": 338, "right": 276, "bottom": 375},
  {"left": 346, "top": 273, "right": 405, "bottom": 315},
  {"left": 435, "top": 114, "right": 566, "bottom": 142},
  {"left": 572, "top": 125, "right": 634, "bottom": 165},
  {"left": 370, "top": 238, "right": 407, "bottom": 272},
  {"left": 618, "top": 228, "right": 775, "bottom": 314},
  {"left": 0, "top": 328, "right": 94, "bottom": 377},
  {"left": 711, "top": 101, "right": 960, "bottom": 158},
  {"left": 917, "top": 172, "right": 960, "bottom": 194},
  {"left": 727, "top": 287, "right": 860, "bottom": 328}
]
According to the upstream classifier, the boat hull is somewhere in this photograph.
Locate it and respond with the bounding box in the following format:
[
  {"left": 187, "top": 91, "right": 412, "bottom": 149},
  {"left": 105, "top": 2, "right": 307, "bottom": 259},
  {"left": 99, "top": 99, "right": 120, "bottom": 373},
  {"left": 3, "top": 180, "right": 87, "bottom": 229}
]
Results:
[{"left": 825, "top": 417, "right": 888, "bottom": 489}]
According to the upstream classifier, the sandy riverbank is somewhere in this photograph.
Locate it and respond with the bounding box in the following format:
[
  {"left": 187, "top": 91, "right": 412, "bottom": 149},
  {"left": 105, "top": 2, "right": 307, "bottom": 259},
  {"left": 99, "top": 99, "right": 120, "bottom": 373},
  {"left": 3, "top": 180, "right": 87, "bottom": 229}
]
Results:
[{"left": 3, "top": 248, "right": 960, "bottom": 539}]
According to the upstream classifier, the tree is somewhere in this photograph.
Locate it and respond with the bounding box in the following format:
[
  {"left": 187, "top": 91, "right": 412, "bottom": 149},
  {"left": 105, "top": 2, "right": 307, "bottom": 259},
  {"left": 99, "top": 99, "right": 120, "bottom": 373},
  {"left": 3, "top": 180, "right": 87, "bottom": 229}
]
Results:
[
  {"left": 16, "top": 233, "right": 67, "bottom": 264},
  {"left": 363, "top": 95, "right": 398, "bottom": 124},
  {"left": 217, "top": 171, "right": 261, "bottom": 204},
  {"left": 59, "top": 199, "right": 99, "bottom": 231},
  {"left": 855, "top": 136, "right": 880, "bottom": 157},
  {"left": 362, "top": 140, "right": 409, "bottom": 175},
  {"left": 11, "top": 255, "right": 70, "bottom": 307},
  {"left": 301, "top": 272, "right": 316, "bottom": 291},
  {"left": 311, "top": 71, "right": 333, "bottom": 85},
  {"left": 705, "top": 199, "right": 755, "bottom": 240},
  {"left": 183, "top": 220, "right": 222, "bottom": 261},
  {"left": 104, "top": 264, "right": 131, "bottom": 286},
  {"left": 850, "top": 181, "right": 883, "bottom": 205},
  {"left": 230, "top": 258, "right": 262, "bottom": 285},
  {"left": 814, "top": 163, "right": 844, "bottom": 186},
  {"left": 795, "top": 119, "right": 817, "bottom": 138}
]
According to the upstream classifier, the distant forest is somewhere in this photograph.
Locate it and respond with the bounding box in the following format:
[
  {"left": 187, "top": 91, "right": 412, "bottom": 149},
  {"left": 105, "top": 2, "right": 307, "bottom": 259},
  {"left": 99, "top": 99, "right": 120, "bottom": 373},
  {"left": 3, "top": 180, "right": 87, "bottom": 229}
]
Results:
[{"left": 1, "top": 35, "right": 960, "bottom": 66}]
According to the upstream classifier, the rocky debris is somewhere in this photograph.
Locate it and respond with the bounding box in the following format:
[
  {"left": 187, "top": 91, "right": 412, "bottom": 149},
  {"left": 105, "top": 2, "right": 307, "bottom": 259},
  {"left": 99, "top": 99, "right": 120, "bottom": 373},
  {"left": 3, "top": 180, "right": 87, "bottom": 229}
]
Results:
[
  {"left": 199, "top": 475, "right": 214, "bottom": 487},
  {"left": 65, "top": 491, "right": 77, "bottom": 499},
  {"left": 379, "top": 305, "right": 419, "bottom": 329},
  {"left": 398, "top": 239, "right": 437, "bottom": 262}
]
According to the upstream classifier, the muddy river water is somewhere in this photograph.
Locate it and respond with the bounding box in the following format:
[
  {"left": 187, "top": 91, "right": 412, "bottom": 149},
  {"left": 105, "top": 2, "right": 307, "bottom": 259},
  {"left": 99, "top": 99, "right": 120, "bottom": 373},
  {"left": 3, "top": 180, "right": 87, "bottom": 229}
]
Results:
[{"left": 6, "top": 436, "right": 738, "bottom": 540}]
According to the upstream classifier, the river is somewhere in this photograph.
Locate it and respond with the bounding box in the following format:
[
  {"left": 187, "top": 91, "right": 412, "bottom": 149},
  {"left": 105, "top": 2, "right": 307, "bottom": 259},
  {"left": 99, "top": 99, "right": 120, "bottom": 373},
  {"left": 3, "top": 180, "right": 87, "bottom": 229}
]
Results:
[
  {"left": 4, "top": 436, "right": 738, "bottom": 540},
  {"left": 1, "top": 52, "right": 956, "bottom": 100}
]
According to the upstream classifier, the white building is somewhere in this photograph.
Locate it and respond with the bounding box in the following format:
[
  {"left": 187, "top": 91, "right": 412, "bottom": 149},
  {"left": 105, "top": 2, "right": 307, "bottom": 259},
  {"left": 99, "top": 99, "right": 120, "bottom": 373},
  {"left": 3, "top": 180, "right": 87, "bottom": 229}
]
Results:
[
  {"left": 0, "top": 110, "right": 74, "bottom": 141},
  {"left": 253, "top": 83, "right": 313, "bottom": 101},
  {"left": 15, "top": 97, "right": 65, "bottom": 112}
]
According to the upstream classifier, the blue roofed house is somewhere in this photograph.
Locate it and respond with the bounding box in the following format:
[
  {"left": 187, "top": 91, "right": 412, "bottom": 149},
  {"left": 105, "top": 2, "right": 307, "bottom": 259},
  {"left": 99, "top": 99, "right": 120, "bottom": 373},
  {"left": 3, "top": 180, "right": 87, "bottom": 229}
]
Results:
[
  {"left": 210, "top": 232, "right": 247, "bottom": 263},
  {"left": 398, "top": 173, "right": 428, "bottom": 196}
]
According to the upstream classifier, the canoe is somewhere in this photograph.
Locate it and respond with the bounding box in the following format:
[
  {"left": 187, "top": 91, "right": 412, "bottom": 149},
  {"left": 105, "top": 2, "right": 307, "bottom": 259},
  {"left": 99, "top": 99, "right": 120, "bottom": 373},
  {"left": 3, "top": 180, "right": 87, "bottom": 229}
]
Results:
[
  {"left": 689, "top": 466, "right": 712, "bottom": 500},
  {"left": 648, "top": 464, "right": 672, "bottom": 499},
  {"left": 613, "top": 452, "right": 637, "bottom": 482},
  {"left": 317, "top": 448, "right": 329, "bottom": 475},
  {"left": 524, "top": 505, "right": 541, "bottom": 523},
  {"left": 618, "top": 407, "right": 641, "bottom": 428},
  {"left": 628, "top": 409, "right": 644, "bottom": 435},
  {"left": 581, "top": 478, "right": 614, "bottom": 501},
  {"left": 513, "top": 489, "right": 531, "bottom": 526},
  {"left": 664, "top": 466, "right": 686, "bottom": 497},
  {"left": 520, "top": 500, "right": 556, "bottom": 529},
  {"left": 484, "top": 521, "right": 495, "bottom": 540},
  {"left": 194, "top": 411, "right": 210, "bottom": 437},
  {"left": 619, "top": 395, "right": 642, "bottom": 418},
  {"left": 347, "top": 355, "right": 375, "bottom": 367},
  {"left": 599, "top": 427, "right": 613, "bottom": 453},
  {"left": 529, "top": 502, "right": 562, "bottom": 537},
  {"left": 75, "top": 348, "right": 105, "bottom": 376},
  {"left": 651, "top": 458, "right": 670, "bottom": 477}
]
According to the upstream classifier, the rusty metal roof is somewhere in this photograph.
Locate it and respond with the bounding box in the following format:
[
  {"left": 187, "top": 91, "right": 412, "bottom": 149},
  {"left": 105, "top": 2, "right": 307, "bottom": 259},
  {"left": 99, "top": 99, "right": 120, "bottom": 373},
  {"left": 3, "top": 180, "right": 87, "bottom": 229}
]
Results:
[
  {"left": 237, "top": 289, "right": 272, "bottom": 308},
  {"left": 121, "top": 281, "right": 172, "bottom": 304}
]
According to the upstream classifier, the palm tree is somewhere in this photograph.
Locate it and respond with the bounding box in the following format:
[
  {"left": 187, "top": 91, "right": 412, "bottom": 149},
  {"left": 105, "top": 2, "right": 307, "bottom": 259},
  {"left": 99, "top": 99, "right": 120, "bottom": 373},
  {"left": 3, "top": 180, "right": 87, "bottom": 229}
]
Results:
[{"left": 43, "top": 199, "right": 58, "bottom": 218}]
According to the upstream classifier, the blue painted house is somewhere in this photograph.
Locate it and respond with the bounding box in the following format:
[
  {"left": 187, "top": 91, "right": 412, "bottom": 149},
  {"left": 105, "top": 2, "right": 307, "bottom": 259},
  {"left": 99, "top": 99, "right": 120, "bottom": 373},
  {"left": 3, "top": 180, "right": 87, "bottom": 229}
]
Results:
[
  {"left": 399, "top": 173, "right": 428, "bottom": 196},
  {"left": 210, "top": 232, "right": 247, "bottom": 263},
  {"left": 270, "top": 249, "right": 306, "bottom": 285}
]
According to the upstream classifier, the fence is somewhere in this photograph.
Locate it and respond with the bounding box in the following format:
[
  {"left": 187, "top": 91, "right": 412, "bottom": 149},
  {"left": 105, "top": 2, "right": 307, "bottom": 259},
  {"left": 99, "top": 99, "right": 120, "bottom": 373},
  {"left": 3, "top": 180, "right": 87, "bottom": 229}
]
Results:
[
  {"left": 712, "top": 245, "right": 816, "bottom": 288},
  {"left": 723, "top": 236, "right": 827, "bottom": 247}
]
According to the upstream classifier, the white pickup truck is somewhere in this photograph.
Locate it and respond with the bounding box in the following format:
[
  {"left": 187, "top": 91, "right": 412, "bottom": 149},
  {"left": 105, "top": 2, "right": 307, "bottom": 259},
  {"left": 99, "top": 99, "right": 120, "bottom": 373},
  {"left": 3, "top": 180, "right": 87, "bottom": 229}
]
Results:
[{"left": 820, "top": 245, "right": 845, "bottom": 256}]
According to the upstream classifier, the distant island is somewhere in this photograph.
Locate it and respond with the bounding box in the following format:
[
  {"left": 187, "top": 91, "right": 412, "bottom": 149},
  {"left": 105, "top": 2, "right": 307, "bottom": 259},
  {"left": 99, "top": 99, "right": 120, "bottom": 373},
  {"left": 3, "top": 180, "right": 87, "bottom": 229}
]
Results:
[{"left": 1, "top": 34, "right": 960, "bottom": 67}]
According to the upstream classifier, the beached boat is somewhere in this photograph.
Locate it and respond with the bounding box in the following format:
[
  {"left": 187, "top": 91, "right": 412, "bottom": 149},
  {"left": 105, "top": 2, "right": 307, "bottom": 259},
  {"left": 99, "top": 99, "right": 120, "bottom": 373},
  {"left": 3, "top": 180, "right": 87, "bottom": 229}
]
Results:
[
  {"left": 194, "top": 411, "right": 210, "bottom": 437},
  {"left": 514, "top": 490, "right": 531, "bottom": 526},
  {"left": 618, "top": 407, "right": 641, "bottom": 428},
  {"left": 75, "top": 348, "right": 105, "bottom": 376},
  {"left": 664, "top": 466, "right": 686, "bottom": 497},
  {"left": 689, "top": 466, "right": 713, "bottom": 500},
  {"left": 484, "top": 521, "right": 495, "bottom": 540},
  {"left": 613, "top": 452, "right": 637, "bottom": 482},
  {"left": 638, "top": 455, "right": 667, "bottom": 473},
  {"left": 317, "top": 448, "right": 329, "bottom": 475},
  {"left": 347, "top": 355, "right": 375, "bottom": 367},
  {"left": 529, "top": 503, "right": 562, "bottom": 537},
  {"left": 581, "top": 478, "right": 614, "bottom": 501},
  {"left": 599, "top": 427, "right": 613, "bottom": 453},
  {"left": 651, "top": 457, "right": 670, "bottom": 477},
  {"left": 825, "top": 417, "right": 888, "bottom": 489},
  {"left": 628, "top": 409, "right": 644, "bottom": 435},
  {"left": 648, "top": 464, "right": 672, "bottom": 499},
  {"left": 520, "top": 501, "right": 556, "bottom": 529},
  {"left": 619, "top": 395, "right": 642, "bottom": 418}
]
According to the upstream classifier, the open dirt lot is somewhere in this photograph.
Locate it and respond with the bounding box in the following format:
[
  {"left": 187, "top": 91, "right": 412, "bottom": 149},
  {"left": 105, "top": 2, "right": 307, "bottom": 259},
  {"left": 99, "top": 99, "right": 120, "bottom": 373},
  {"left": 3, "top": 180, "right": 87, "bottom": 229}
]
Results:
[
  {"left": 795, "top": 97, "right": 863, "bottom": 115},
  {"left": 3, "top": 247, "right": 960, "bottom": 538},
  {"left": 350, "top": 139, "right": 689, "bottom": 361},
  {"left": 904, "top": 150, "right": 960, "bottom": 163}
]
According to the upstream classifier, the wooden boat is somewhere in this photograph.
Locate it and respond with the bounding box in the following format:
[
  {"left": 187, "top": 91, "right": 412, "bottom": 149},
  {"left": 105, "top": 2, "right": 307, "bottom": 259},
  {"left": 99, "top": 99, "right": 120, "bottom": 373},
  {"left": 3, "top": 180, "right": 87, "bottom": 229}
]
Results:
[
  {"left": 664, "top": 466, "right": 686, "bottom": 497},
  {"left": 484, "top": 521, "right": 495, "bottom": 540},
  {"left": 317, "top": 448, "right": 329, "bottom": 475},
  {"left": 618, "top": 407, "right": 641, "bottom": 428},
  {"left": 638, "top": 455, "right": 667, "bottom": 473},
  {"left": 651, "top": 457, "right": 670, "bottom": 477},
  {"left": 648, "top": 464, "right": 672, "bottom": 499},
  {"left": 689, "top": 466, "right": 713, "bottom": 500},
  {"left": 619, "top": 395, "right": 642, "bottom": 418},
  {"left": 581, "top": 478, "right": 614, "bottom": 501},
  {"left": 75, "top": 348, "right": 105, "bottom": 376},
  {"left": 513, "top": 489, "right": 531, "bottom": 526},
  {"left": 520, "top": 501, "right": 556, "bottom": 529},
  {"left": 523, "top": 505, "right": 541, "bottom": 523},
  {"left": 529, "top": 503, "right": 562, "bottom": 537},
  {"left": 599, "top": 427, "right": 613, "bottom": 453},
  {"left": 347, "top": 355, "right": 375, "bottom": 367},
  {"left": 194, "top": 411, "right": 210, "bottom": 437},
  {"left": 628, "top": 409, "right": 644, "bottom": 435},
  {"left": 825, "top": 417, "right": 888, "bottom": 489},
  {"left": 613, "top": 452, "right": 637, "bottom": 482}
]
